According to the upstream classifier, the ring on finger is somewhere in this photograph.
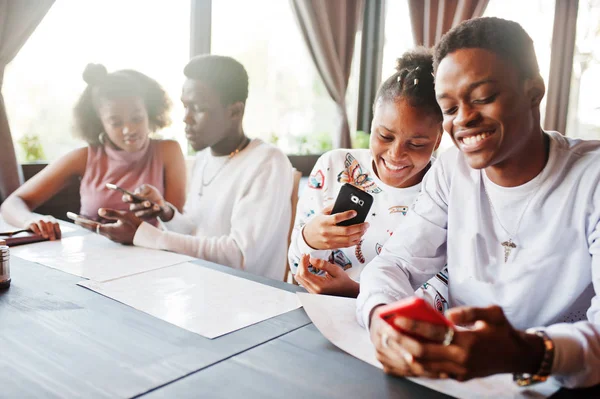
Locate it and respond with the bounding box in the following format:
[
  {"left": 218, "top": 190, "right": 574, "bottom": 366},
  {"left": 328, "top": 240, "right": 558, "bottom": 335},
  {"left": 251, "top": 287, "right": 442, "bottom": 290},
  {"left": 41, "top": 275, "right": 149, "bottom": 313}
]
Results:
[
  {"left": 382, "top": 333, "right": 390, "bottom": 349},
  {"left": 442, "top": 327, "right": 454, "bottom": 346},
  {"left": 96, "top": 224, "right": 101, "bottom": 235}
]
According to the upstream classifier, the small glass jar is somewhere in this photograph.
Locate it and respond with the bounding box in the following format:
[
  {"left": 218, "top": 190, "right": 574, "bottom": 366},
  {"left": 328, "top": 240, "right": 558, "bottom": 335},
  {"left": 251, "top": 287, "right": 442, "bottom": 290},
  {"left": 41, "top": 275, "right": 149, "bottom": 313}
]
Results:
[{"left": 0, "top": 239, "right": 10, "bottom": 288}]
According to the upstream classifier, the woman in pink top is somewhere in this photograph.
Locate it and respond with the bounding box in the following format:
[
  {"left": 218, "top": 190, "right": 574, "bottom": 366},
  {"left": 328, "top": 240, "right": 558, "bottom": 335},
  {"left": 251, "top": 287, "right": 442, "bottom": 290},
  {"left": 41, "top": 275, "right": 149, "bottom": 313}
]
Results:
[{"left": 0, "top": 64, "right": 186, "bottom": 239}]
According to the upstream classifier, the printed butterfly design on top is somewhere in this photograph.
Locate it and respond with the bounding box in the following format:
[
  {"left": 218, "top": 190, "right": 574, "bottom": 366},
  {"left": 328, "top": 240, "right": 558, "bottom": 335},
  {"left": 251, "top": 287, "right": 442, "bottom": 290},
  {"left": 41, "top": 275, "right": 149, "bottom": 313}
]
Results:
[
  {"left": 337, "top": 153, "right": 382, "bottom": 194},
  {"left": 304, "top": 209, "right": 315, "bottom": 219},
  {"left": 308, "top": 169, "right": 325, "bottom": 189}
]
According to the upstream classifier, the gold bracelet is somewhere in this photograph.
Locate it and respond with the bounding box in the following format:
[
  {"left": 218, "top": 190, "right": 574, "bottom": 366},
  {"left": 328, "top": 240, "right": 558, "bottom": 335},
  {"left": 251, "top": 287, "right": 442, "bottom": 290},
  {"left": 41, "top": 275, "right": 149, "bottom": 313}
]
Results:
[{"left": 513, "top": 329, "right": 555, "bottom": 386}]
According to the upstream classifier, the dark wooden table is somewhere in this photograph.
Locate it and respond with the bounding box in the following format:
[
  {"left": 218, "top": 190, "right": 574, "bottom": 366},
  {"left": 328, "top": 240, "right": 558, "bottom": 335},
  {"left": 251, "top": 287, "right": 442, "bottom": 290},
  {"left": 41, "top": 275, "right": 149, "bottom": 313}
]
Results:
[
  {"left": 4, "top": 252, "right": 600, "bottom": 398},
  {"left": 1, "top": 256, "right": 309, "bottom": 398},
  {"left": 140, "top": 323, "right": 451, "bottom": 399},
  {"left": 140, "top": 322, "right": 600, "bottom": 399}
]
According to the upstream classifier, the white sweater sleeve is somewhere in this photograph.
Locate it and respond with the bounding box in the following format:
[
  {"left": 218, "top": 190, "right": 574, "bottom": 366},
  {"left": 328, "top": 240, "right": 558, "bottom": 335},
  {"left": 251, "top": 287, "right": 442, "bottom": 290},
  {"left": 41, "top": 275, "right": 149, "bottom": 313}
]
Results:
[
  {"left": 357, "top": 160, "right": 450, "bottom": 328},
  {"left": 159, "top": 203, "right": 197, "bottom": 235},
  {"left": 287, "top": 154, "right": 333, "bottom": 273},
  {"left": 134, "top": 156, "right": 293, "bottom": 274},
  {"left": 544, "top": 217, "right": 600, "bottom": 388}
]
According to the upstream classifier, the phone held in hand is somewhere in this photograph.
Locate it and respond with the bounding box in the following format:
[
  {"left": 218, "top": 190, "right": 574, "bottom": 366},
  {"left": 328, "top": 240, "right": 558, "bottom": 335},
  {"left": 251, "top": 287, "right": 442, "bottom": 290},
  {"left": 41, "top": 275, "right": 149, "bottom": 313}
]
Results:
[
  {"left": 105, "top": 183, "right": 146, "bottom": 203},
  {"left": 378, "top": 296, "right": 453, "bottom": 342},
  {"left": 66, "top": 212, "right": 96, "bottom": 225},
  {"left": 330, "top": 183, "right": 374, "bottom": 226}
]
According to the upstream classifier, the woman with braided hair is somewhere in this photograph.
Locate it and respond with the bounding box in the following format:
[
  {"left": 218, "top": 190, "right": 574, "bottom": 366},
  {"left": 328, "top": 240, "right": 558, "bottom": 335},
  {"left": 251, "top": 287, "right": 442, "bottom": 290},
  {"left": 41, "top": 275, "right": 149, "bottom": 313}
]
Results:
[{"left": 288, "top": 48, "right": 449, "bottom": 307}]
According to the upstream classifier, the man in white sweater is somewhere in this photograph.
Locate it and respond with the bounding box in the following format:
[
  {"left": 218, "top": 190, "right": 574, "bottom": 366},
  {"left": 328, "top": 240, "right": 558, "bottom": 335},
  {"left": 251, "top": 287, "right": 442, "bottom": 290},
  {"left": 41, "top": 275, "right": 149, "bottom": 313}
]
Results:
[
  {"left": 83, "top": 55, "right": 293, "bottom": 281},
  {"left": 359, "top": 17, "right": 600, "bottom": 388}
]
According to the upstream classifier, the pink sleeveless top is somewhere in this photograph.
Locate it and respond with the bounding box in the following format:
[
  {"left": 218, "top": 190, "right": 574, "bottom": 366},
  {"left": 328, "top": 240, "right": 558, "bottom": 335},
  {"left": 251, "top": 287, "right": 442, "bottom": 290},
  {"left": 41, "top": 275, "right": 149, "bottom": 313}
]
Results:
[{"left": 79, "top": 139, "right": 165, "bottom": 221}]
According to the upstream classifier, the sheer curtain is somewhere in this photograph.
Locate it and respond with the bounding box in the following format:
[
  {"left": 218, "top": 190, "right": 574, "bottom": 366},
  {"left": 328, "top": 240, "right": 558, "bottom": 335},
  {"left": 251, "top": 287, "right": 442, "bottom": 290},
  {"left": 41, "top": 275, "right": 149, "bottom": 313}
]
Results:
[
  {"left": 409, "top": 0, "right": 489, "bottom": 47},
  {"left": 0, "top": 0, "right": 54, "bottom": 202},
  {"left": 290, "top": 0, "right": 364, "bottom": 148}
]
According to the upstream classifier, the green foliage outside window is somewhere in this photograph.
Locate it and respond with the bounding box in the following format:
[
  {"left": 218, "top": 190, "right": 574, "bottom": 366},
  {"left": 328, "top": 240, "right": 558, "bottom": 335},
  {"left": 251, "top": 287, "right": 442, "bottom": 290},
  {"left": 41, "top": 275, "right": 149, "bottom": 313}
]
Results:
[
  {"left": 268, "top": 129, "right": 370, "bottom": 154},
  {"left": 352, "top": 130, "right": 370, "bottom": 149},
  {"left": 18, "top": 133, "right": 46, "bottom": 162}
]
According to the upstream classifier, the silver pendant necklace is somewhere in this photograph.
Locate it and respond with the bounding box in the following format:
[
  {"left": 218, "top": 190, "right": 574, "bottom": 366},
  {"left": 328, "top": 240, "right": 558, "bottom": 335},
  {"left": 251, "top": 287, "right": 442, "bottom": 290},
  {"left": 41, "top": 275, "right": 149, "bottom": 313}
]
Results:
[
  {"left": 482, "top": 172, "right": 543, "bottom": 263},
  {"left": 198, "top": 136, "right": 250, "bottom": 197}
]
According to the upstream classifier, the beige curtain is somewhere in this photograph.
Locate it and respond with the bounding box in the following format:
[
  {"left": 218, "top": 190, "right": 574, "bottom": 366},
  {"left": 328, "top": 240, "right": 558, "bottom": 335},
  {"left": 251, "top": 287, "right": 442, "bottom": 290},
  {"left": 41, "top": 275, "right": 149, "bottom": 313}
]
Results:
[
  {"left": 409, "top": 0, "right": 489, "bottom": 47},
  {"left": 0, "top": 0, "right": 54, "bottom": 202},
  {"left": 544, "top": 0, "right": 579, "bottom": 134},
  {"left": 290, "top": 0, "right": 364, "bottom": 149}
]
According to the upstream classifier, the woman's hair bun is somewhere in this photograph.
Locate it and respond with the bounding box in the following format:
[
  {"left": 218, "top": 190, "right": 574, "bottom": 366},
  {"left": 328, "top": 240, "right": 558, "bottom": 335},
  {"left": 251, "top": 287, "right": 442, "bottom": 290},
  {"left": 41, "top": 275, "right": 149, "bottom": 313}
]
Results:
[
  {"left": 395, "top": 47, "right": 434, "bottom": 74},
  {"left": 82, "top": 63, "right": 108, "bottom": 85}
]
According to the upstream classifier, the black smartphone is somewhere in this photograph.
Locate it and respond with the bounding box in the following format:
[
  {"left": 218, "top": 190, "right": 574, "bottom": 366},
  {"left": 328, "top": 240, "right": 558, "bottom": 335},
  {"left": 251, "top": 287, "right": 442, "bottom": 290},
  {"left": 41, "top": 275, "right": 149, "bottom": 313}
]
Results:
[{"left": 331, "top": 183, "right": 374, "bottom": 226}]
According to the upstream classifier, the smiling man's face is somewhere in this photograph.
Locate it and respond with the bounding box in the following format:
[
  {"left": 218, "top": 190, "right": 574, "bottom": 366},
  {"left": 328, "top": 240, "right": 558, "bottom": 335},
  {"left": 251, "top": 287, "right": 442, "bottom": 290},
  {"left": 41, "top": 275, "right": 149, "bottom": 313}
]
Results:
[{"left": 435, "top": 48, "right": 540, "bottom": 170}]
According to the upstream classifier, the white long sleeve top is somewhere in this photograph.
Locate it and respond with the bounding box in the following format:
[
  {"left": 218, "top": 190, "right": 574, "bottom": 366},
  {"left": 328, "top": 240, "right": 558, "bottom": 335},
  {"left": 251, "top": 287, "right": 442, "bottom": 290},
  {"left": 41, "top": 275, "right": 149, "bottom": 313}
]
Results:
[
  {"left": 133, "top": 139, "right": 293, "bottom": 281},
  {"left": 357, "top": 132, "right": 600, "bottom": 388},
  {"left": 289, "top": 149, "right": 448, "bottom": 309}
]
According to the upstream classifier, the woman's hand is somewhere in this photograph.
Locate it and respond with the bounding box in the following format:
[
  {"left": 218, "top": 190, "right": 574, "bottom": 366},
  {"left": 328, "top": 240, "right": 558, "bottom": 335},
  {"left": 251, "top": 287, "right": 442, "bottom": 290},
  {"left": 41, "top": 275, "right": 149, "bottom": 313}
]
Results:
[
  {"left": 369, "top": 305, "right": 545, "bottom": 381},
  {"left": 122, "top": 184, "right": 174, "bottom": 221},
  {"left": 27, "top": 216, "right": 61, "bottom": 241},
  {"left": 294, "top": 254, "right": 360, "bottom": 297},
  {"left": 302, "top": 205, "right": 369, "bottom": 250}
]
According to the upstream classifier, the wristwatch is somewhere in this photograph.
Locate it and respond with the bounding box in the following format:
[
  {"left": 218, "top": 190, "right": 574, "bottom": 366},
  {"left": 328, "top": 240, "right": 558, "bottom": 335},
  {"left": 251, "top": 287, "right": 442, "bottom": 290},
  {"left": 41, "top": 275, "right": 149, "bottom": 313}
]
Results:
[{"left": 513, "top": 329, "right": 555, "bottom": 386}]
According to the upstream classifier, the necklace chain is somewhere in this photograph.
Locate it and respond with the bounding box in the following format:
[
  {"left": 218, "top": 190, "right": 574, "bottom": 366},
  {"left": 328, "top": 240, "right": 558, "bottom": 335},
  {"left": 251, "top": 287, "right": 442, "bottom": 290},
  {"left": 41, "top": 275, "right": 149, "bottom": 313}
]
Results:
[
  {"left": 199, "top": 136, "right": 250, "bottom": 196},
  {"left": 482, "top": 171, "right": 543, "bottom": 262}
]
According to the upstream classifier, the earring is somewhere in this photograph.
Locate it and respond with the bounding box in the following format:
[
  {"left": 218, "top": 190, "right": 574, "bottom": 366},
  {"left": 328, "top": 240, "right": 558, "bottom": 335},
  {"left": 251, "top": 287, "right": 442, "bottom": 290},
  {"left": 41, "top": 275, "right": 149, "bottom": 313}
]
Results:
[{"left": 98, "top": 132, "right": 106, "bottom": 145}]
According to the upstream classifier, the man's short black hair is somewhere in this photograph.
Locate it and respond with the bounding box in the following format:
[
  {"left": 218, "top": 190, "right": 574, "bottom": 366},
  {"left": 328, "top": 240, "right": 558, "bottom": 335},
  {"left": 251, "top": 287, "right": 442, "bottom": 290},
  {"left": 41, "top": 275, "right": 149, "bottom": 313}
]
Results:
[
  {"left": 184, "top": 55, "right": 249, "bottom": 105},
  {"left": 434, "top": 17, "right": 540, "bottom": 80}
]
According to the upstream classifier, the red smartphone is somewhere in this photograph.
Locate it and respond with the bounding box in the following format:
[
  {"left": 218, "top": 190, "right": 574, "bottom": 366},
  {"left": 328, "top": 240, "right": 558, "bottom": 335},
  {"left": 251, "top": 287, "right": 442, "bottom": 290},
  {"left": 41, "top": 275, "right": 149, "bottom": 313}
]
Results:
[{"left": 378, "top": 296, "right": 452, "bottom": 342}]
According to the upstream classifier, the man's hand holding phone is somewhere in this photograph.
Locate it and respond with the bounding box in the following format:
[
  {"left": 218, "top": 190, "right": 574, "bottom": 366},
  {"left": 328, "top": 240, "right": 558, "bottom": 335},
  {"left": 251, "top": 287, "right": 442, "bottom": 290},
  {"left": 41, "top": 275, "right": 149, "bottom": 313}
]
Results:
[
  {"left": 68, "top": 210, "right": 142, "bottom": 245},
  {"left": 302, "top": 204, "right": 369, "bottom": 250},
  {"left": 369, "top": 297, "right": 542, "bottom": 382},
  {"left": 369, "top": 297, "right": 459, "bottom": 378},
  {"left": 106, "top": 183, "right": 173, "bottom": 221}
]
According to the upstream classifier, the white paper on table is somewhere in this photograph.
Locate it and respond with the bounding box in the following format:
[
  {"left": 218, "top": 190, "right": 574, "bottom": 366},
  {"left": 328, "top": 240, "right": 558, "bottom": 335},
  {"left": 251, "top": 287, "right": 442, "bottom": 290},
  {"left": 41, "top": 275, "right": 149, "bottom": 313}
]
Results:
[
  {"left": 11, "top": 233, "right": 193, "bottom": 282},
  {"left": 297, "top": 293, "right": 562, "bottom": 399},
  {"left": 78, "top": 262, "right": 302, "bottom": 338}
]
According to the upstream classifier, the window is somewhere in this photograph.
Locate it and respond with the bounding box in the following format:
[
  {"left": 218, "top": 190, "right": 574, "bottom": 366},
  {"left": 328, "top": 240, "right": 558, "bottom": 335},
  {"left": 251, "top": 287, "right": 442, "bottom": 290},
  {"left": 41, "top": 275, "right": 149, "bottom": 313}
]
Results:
[
  {"left": 4, "top": 0, "right": 190, "bottom": 162},
  {"left": 484, "top": 0, "right": 555, "bottom": 125},
  {"left": 431, "top": 0, "right": 557, "bottom": 155},
  {"left": 567, "top": 0, "right": 600, "bottom": 139},
  {"left": 211, "top": 0, "right": 361, "bottom": 154},
  {"left": 380, "top": 0, "right": 414, "bottom": 80}
]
